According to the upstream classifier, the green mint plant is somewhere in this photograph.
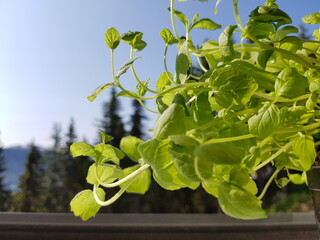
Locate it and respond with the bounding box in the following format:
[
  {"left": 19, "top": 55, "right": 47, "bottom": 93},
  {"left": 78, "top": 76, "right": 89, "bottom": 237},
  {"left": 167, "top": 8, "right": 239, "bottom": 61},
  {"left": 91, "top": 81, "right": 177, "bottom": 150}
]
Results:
[{"left": 70, "top": 0, "right": 320, "bottom": 220}]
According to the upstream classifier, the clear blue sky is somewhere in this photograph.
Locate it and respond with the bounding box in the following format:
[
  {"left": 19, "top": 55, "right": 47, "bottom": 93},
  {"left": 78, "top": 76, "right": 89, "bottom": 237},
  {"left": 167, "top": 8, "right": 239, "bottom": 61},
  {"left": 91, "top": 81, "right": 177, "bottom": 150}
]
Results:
[{"left": 0, "top": 0, "right": 319, "bottom": 148}]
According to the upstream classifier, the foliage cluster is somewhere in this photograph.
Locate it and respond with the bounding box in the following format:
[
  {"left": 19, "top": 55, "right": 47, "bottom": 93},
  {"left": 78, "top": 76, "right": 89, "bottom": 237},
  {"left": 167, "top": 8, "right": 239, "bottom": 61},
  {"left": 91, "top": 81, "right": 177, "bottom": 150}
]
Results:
[{"left": 70, "top": 0, "right": 320, "bottom": 220}]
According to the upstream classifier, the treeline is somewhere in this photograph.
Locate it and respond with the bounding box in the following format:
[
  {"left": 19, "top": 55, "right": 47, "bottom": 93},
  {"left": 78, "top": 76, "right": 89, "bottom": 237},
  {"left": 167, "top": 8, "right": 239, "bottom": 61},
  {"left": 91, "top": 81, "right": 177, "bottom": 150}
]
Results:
[{"left": 0, "top": 88, "right": 312, "bottom": 213}]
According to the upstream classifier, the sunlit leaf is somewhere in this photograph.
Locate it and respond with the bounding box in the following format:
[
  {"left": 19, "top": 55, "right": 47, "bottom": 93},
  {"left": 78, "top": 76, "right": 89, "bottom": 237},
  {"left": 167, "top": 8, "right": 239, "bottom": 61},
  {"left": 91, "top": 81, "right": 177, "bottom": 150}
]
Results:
[{"left": 70, "top": 188, "right": 105, "bottom": 221}]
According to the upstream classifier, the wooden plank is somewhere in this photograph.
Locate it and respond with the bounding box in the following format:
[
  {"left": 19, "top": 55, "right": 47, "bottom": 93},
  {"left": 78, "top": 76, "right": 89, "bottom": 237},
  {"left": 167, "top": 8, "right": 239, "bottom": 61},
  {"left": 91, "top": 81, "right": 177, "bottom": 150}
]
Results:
[{"left": 0, "top": 212, "right": 318, "bottom": 240}]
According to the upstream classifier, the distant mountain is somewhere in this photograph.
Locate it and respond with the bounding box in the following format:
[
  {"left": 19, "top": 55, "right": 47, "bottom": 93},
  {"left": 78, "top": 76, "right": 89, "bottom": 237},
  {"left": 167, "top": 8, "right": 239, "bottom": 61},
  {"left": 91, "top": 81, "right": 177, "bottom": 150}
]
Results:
[{"left": 3, "top": 146, "right": 30, "bottom": 191}]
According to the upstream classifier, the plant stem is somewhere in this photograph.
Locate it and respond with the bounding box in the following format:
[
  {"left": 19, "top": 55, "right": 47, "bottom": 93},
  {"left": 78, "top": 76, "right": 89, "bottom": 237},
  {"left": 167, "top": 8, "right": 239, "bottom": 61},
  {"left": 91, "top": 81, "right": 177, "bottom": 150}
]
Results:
[
  {"left": 130, "top": 48, "right": 158, "bottom": 94},
  {"left": 111, "top": 49, "right": 115, "bottom": 78},
  {"left": 164, "top": 44, "right": 178, "bottom": 85},
  {"left": 253, "top": 141, "right": 293, "bottom": 172},
  {"left": 93, "top": 178, "right": 134, "bottom": 206},
  {"left": 170, "top": 0, "right": 179, "bottom": 39},
  {"left": 187, "top": 108, "right": 258, "bottom": 135},
  {"left": 97, "top": 163, "right": 150, "bottom": 188},
  {"left": 232, "top": 0, "right": 244, "bottom": 31},
  {"left": 93, "top": 164, "right": 150, "bottom": 206},
  {"left": 138, "top": 100, "right": 159, "bottom": 114},
  {"left": 197, "top": 56, "right": 208, "bottom": 72},
  {"left": 258, "top": 168, "right": 281, "bottom": 200},
  {"left": 204, "top": 134, "right": 255, "bottom": 144},
  {"left": 194, "top": 155, "right": 207, "bottom": 182},
  {"left": 274, "top": 121, "right": 320, "bottom": 136},
  {"left": 253, "top": 92, "right": 311, "bottom": 103}
]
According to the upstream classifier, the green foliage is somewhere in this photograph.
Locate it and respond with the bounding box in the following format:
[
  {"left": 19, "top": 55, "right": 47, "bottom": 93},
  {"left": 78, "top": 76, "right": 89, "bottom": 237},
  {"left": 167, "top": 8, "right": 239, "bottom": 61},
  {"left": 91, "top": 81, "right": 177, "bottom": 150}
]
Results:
[
  {"left": 120, "top": 136, "right": 143, "bottom": 162},
  {"left": 70, "top": 0, "right": 320, "bottom": 221},
  {"left": 218, "top": 182, "right": 266, "bottom": 219},
  {"left": 105, "top": 27, "right": 121, "bottom": 50},
  {"left": 160, "top": 29, "right": 178, "bottom": 45},
  {"left": 302, "top": 13, "right": 320, "bottom": 25},
  {"left": 70, "top": 188, "right": 105, "bottom": 221}
]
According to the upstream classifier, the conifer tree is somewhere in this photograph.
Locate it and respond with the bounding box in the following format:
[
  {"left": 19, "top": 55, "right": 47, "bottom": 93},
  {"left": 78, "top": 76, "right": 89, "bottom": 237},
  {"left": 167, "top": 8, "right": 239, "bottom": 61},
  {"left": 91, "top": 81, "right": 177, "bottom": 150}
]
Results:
[
  {"left": 62, "top": 119, "right": 91, "bottom": 212},
  {"left": 129, "top": 100, "right": 147, "bottom": 139},
  {"left": 51, "top": 123, "right": 62, "bottom": 153},
  {"left": 19, "top": 143, "right": 44, "bottom": 212},
  {"left": 0, "top": 135, "right": 9, "bottom": 211},
  {"left": 99, "top": 87, "right": 126, "bottom": 147},
  {"left": 42, "top": 123, "right": 65, "bottom": 212}
]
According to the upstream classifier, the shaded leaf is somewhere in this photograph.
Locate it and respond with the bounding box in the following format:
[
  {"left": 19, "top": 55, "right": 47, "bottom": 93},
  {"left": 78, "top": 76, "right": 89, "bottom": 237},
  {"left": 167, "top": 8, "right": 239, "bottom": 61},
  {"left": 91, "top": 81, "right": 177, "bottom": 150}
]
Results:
[
  {"left": 120, "top": 165, "right": 151, "bottom": 194},
  {"left": 120, "top": 136, "right": 144, "bottom": 162},
  {"left": 153, "top": 103, "right": 186, "bottom": 140},
  {"left": 218, "top": 182, "right": 266, "bottom": 220},
  {"left": 138, "top": 139, "right": 199, "bottom": 190},
  {"left": 219, "top": 25, "right": 237, "bottom": 57}
]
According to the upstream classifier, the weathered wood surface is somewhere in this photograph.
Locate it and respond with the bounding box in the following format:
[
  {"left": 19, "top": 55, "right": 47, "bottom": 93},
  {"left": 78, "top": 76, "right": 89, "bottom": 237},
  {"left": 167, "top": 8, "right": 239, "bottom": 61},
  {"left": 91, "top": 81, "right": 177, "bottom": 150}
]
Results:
[{"left": 0, "top": 212, "right": 317, "bottom": 240}]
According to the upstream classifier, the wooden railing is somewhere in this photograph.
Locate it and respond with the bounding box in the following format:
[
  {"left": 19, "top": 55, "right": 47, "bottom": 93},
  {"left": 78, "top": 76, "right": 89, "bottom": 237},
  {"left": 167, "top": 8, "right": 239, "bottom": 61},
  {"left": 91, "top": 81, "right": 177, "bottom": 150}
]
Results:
[{"left": 0, "top": 212, "right": 318, "bottom": 240}]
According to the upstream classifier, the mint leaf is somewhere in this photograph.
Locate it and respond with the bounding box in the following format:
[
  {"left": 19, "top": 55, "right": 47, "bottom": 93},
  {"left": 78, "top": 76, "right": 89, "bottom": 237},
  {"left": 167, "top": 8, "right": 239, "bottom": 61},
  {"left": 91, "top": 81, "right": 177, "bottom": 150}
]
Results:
[
  {"left": 279, "top": 36, "right": 302, "bottom": 52},
  {"left": 70, "top": 188, "right": 105, "bottom": 221},
  {"left": 244, "top": 20, "right": 274, "bottom": 39},
  {"left": 121, "top": 31, "right": 141, "bottom": 45},
  {"left": 249, "top": 6, "right": 292, "bottom": 25},
  {"left": 153, "top": 103, "right": 186, "bottom": 140},
  {"left": 87, "top": 83, "right": 114, "bottom": 102},
  {"left": 160, "top": 29, "right": 178, "bottom": 45},
  {"left": 190, "top": 18, "right": 221, "bottom": 31},
  {"left": 169, "top": 135, "right": 199, "bottom": 147},
  {"left": 218, "top": 25, "right": 237, "bottom": 57},
  {"left": 136, "top": 79, "right": 149, "bottom": 97},
  {"left": 210, "top": 67, "right": 258, "bottom": 108},
  {"left": 218, "top": 182, "right": 266, "bottom": 220},
  {"left": 288, "top": 172, "right": 307, "bottom": 184},
  {"left": 302, "top": 13, "right": 320, "bottom": 24},
  {"left": 194, "top": 143, "right": 244, "bottom": 179},
  {"left": 95, "top": 143, "right": 125, "bottom": 164},
  {"left": 257, "top": 50, "right": 274, "bottom": 69},
  {"left": 191, "top": 91, "right": 214, "bottom": 124},
  {"left": 86, "top": 164, "right": 123, "bottom": 185},
  {"left": 292, "top": 134, "right": 316, "bottom": 171},
  {"left": 156, "top": 72, "right": 172, "bottom": 92},
  {"left": 168, "top": 8, "right": 188, "bottom": 27},
  {"left": 104, "top": 27, "right": 121, "bottom": 50},
  {"left": 229, "top": 60, "right": 276, "bottom": 90},
  {"left": 120, "top": 136, "right": 144, "bottom": 162},
  {"left": 270, "top": 26, "right": 298, "bottom": 41},
  {"left": 175, "top": 41, "right": 190, "bottom": 84},
  {"left": 202, "top": 182, "right": 218, "bottom": 197},
  {"left": 248, "top": 103, "right": 280, "bottom": 139},
  {"left": 120, "top": 165, "right": 151, "bottom": 194},
  {"left": 115, "top": 57, "right": 140, "bottom": 79},
  {"left": 138, "top": 139, "right": 198, "bottom": 190},
  {"left": 169, "top": 144, "right": 200, "bottom": 182},
  {"left": 275, "top": 67, "right": 308, "bottom": 99},
  {"left": 70, "top": 142, "right": 96, "bottom": 158},
  {"left": 100, "top": 132, "right": 114, "bottom": 144}
]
